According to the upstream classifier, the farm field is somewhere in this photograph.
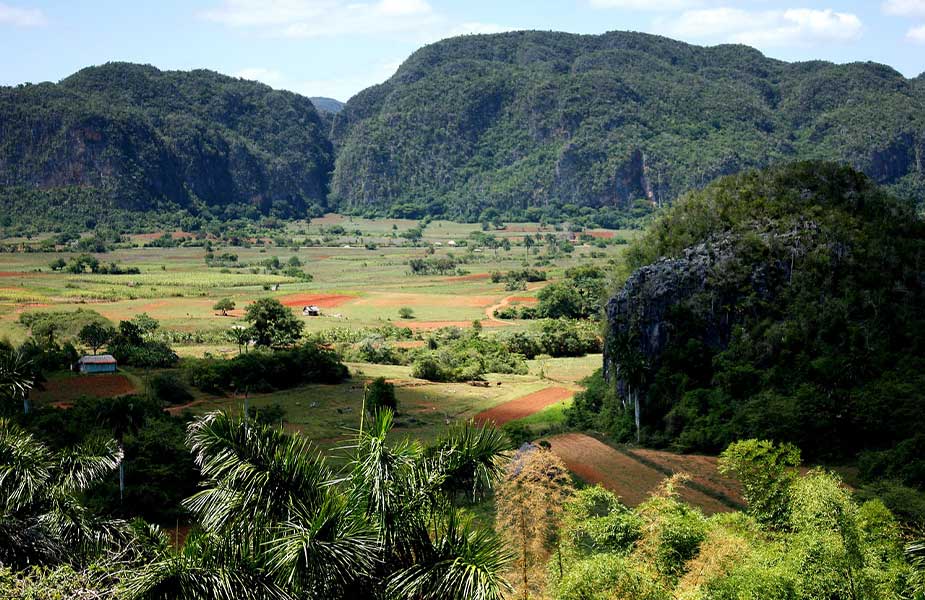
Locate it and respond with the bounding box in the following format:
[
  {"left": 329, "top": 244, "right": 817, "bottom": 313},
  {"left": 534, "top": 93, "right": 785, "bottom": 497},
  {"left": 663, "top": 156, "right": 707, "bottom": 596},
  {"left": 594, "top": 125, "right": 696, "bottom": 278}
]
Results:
[
  {"left": 545, "top": 433, "right": 741, "bottom": 514},
  {"left": 0, "top": 215, "right": 635, "bottom": 346}
]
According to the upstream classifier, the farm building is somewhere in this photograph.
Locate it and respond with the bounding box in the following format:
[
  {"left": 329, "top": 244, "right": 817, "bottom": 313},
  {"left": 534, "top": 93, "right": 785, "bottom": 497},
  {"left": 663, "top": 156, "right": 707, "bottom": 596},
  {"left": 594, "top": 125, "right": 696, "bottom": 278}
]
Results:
[
  {"left": 78, "top": 354, "right": 117, "bottom": 374},
  {"left": 303, "top": 305, "right": 321, "bottom": 316}
]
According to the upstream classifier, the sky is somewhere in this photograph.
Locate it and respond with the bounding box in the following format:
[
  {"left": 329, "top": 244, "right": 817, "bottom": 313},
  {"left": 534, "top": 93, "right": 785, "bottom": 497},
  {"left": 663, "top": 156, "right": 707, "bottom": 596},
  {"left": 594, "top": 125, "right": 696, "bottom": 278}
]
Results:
[{"left": 1, "top": 0, "right": 924, "bottom": 101}]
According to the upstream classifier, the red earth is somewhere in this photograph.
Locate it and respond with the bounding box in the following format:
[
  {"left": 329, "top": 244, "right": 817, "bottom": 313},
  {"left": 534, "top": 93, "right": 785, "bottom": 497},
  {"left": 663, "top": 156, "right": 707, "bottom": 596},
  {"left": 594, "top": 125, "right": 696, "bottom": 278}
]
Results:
[
  {"left": 587, "top": 231, "right": 615, "bottom": 239},
  {"left": 277, "top": 293, "right": 356, "bottom": 308},
  {"left": 33, "top": 374, "right": 137, "bottom": 404},
  {"left": 474, "top": 387, "right": 575, "bottom": 425},
  {"left": 547, "top": 433, "right": 735, "bottom": 514}
]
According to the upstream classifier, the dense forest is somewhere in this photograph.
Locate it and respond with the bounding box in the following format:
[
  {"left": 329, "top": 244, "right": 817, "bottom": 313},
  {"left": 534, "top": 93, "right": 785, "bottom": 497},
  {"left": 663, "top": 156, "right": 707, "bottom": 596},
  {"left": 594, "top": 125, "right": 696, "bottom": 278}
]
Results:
[
  {"left": 568, "top": 162, "right": 925, "bottom": 516},
  {"left": 331, "top": 31, "right": 925, "bottom": 220},
  {"left": 0, "top": 63, "right": 333, "bottom": 224}
]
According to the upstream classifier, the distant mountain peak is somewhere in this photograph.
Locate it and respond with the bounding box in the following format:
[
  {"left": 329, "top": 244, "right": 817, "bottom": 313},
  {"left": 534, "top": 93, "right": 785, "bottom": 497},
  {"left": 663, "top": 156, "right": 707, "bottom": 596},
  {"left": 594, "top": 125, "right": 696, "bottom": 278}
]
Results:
[{"left": 310, "top": 97, "right": 344, "bottom": 114}]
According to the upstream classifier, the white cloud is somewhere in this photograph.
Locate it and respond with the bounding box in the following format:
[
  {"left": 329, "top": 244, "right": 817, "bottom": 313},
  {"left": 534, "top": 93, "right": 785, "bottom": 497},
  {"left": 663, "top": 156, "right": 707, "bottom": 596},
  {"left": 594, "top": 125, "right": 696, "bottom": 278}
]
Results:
[
  {"left": 589, "top": 0, "right": 701, "bottom": 10},
  {"left": 0, "top": 2, "right": 46, "bottom": 26},
  {"left": 201, "top": 0, "right": 438, "bottom": 38},
  {"left": 908, "top": 24, "right": 925, "bottom": 42},
  {"left": 437, "top": 21, "right": 515, "bottom": 39},
  {"left": 661, "top": 7, "right": 862, "bottom": 47},
  {"left": 883, "top": 0, "right": 925, "bottom": 17},
  {"left": 231, "top": 59, "right": 401, "bottom": 100}
]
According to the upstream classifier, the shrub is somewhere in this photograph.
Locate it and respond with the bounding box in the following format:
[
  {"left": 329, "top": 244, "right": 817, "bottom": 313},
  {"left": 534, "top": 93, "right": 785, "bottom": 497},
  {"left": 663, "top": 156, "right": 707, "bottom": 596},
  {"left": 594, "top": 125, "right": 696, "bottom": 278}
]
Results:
[
  {"left": 366, "top": 377, "right": 397, "bottom": 414},
  {"left": 148, "top": 373, "right": 193, "bottom": 405},
  {"left": 398, "top": 307, "right": 415, "bottom": 319},
  {"left": 185, "top": 344, "right": 348, "bottom": 394}
]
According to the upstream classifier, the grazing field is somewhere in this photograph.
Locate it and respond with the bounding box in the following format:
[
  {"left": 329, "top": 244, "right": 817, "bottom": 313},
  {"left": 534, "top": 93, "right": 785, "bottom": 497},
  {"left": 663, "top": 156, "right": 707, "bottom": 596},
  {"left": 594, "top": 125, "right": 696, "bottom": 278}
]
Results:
[{"left": 546, "top": 433, "right": 739, "bottom": 514}]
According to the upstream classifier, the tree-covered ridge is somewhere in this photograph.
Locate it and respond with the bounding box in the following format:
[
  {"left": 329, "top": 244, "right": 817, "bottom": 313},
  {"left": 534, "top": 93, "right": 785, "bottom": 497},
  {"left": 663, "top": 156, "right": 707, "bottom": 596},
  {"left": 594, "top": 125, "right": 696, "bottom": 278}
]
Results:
[
  {"left": 331, "top": 30, "right": 925, "bottom": 221},
  {"left": 578, "top": 163, "right": 925, "bottom": 490},
  {"left": 0, "top": 62, "right": 333, "bottom": 220}
]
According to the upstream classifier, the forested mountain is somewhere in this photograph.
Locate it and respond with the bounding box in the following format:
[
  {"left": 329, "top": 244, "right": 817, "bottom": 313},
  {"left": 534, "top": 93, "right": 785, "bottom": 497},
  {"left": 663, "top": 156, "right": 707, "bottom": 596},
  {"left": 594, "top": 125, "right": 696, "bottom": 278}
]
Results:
[
  {"left": 0, "top": 63, "right": 333, "bottom": 224},
  {"left": 2, "top": 32, "right": 924, "bottom": 229},
  {"left": 331, "top": 31, "right": 925, "bottom": 221},
  {"left": 570, "top": 162, "right": 925, "bottom": 490}
]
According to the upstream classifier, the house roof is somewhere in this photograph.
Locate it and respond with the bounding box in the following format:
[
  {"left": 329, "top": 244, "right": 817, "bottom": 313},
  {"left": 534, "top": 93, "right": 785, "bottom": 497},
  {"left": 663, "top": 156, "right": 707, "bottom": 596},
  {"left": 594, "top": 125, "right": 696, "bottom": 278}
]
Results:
[{"left": 79, "top": 354, "right": 117, "bottom": 364}]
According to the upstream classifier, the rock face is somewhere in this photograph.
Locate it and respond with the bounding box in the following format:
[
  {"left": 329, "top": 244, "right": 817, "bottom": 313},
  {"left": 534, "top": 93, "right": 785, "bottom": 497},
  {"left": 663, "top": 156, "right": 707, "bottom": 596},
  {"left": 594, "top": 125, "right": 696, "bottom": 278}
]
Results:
[
  {"left": 604, "top": 228, "right": 814, "bottom": 389},
  {"left": 0, "top": 62, "right": 333, "bottom": 217}
]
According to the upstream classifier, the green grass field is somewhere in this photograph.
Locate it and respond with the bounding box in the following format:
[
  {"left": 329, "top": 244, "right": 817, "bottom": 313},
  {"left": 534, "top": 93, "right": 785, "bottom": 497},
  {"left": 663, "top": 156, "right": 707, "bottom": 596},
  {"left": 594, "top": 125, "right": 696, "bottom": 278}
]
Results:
[{"left": 3, "top": 215, "right": 623, "bottom": 449}]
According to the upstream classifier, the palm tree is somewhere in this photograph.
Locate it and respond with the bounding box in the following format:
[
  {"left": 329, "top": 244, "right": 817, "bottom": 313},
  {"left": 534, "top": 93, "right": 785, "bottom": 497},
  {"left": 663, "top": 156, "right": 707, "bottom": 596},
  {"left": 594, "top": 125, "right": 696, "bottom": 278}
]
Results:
[
  {"left": 120, "top": 412, "right": 378, "bottom": 599},
  {"left": 349, "top": 410, "right": 513, "bottom": 599},
  {"left": 0, "top": 348, "right": 34, "bottom": 415},
  {"left": 0, "top": 418, "right": 125, "bottom": 568},
  {"left": 94, "top": 396, "right": 148, "bottom": 502},
  {"left": 120, "top": 411, "right": 513, "bottom": 599}
]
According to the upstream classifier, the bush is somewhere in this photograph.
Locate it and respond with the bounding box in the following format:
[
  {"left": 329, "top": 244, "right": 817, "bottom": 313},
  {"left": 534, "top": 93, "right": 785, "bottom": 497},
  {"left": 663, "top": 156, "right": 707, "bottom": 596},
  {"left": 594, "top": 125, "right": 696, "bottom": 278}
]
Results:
[
  {"left": 398, "top": 307, "right": 415, "bottom": 319},
  {"left": 185, "top": 344, "right": 348, "bottom": 394},
  {"left": 148, "top": 373, "right": 193, "bottom": 405},
  {"left": 411, "top": 333, "right": 528, "bottom": 382},
  {"left": 366, "top": 377, "right": 397, "bottom": 414}
]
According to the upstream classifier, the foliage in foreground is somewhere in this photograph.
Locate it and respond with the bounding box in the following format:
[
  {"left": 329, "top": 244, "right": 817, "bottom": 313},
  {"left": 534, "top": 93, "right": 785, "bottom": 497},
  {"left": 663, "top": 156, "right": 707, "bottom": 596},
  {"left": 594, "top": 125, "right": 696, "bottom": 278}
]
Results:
[
  {"left": 0, "top": 412, "right": 514, "bottom": 599},
  {"left": 550, "top": 440, "right": 920, "bottom": 600}
]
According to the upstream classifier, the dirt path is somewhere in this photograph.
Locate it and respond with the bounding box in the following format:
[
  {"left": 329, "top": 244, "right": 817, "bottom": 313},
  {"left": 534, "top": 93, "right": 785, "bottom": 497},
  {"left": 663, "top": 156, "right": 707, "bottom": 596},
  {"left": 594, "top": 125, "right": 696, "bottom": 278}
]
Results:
[
  {"left": 546, "top": 433, "right": 735, "bottom": 514},
  {"left": 474, "top": 386, "right": 574, "bottom": 425},
  {"left": 483, "top": 284, "right": 545, "bottom": 324}
]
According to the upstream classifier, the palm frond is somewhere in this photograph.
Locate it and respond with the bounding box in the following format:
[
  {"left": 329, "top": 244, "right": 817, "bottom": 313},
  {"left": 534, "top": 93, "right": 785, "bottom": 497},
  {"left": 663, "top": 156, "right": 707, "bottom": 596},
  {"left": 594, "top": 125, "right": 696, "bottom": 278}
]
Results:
[
  {"left": 264, "top": 495, "right": 379, "bottom": 595},
  {"left": 0, "top": 349, "right": 34, "bottom": 403},
  {"left": 0, "top": 418, "right": 52, "bottom": 511},
  {"left": 387, "top": 512, "right": 513, "bottom": 600},
  {"left": 425, "top": 420, "right": 510, "bottom": 502},
  {"left": 55, "top": 435, "right": 123, "bottom": 494},
  {"left": 119, "top": 530, "right": 293, "bottom": 600},
  {"left": 184, "top": 412, "right": 329, "bottom": 532}
]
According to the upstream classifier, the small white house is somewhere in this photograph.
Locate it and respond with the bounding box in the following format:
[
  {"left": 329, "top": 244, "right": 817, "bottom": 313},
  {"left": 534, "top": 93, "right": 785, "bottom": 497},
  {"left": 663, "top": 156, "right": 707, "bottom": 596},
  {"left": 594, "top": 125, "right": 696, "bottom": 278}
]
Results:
[
  {"left": 78, "top": 355, "right": 117, "bottom": 374},
  {"left": 303, "top": 305, "right": 321, "bottom": 317}
]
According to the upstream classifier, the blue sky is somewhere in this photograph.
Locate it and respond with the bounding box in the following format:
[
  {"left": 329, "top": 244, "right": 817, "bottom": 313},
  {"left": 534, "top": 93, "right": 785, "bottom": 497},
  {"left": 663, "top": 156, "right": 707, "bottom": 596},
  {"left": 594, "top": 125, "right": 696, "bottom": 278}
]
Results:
[{"left": 1, "top": 0, "right": 924, "bottom": 101}]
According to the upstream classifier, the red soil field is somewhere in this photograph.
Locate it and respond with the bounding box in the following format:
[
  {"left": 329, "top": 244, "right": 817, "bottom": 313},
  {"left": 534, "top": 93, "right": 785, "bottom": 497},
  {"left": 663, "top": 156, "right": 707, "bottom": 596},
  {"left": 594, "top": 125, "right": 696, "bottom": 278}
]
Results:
[
  {"left": 358, "top": 293, "right": 496, "bottom": 308},
  {"left": 628, "top": 449, "right": 744, "bottom": 506},
  {"left": 278, "top": 293, "right": 356, "bottom": 308},
  {"left": 0, "top": 272, "right": 24, "bottom": 277},
  {"left": 547, "top": 433, "right": 734, "bottom": 514},
  {"left": 506, "top": 296, "right": 538, "bottom": 304},
  {"left": 474, "top": 387, "right": 574, "bottom": 425},
  {"left": 587, "top": 231, "right": 615, "bottom": 239},
  {"left": 33, "top": 374, "right": 137, "bottom": 404}
]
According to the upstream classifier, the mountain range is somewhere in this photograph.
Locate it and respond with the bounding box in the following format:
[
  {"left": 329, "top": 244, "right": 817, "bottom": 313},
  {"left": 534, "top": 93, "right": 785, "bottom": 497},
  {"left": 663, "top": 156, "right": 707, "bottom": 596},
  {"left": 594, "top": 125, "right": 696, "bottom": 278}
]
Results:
[{"left": 1, "top": 31, "right": 923, "bottom": 228}]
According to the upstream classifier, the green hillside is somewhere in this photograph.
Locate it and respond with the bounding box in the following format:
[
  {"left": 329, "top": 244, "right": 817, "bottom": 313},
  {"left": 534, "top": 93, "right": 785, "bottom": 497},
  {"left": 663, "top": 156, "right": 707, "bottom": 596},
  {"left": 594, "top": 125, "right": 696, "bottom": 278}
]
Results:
[
  {"left": 0, "top": 62, "right": 333, "bottom": 227},
  {"left": 570, "top": 162, "right": 925, "bottom": 491},
  {"left": 331, "top": 31, "right": 925, "bottom": 221}
]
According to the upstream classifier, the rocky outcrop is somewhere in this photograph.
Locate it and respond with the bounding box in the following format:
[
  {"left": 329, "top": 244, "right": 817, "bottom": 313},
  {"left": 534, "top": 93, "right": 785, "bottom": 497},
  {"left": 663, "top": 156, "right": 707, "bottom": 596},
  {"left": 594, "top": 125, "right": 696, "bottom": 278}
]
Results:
[{"left": 604, "top": 226, "right": 818, "bottom": 389}]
